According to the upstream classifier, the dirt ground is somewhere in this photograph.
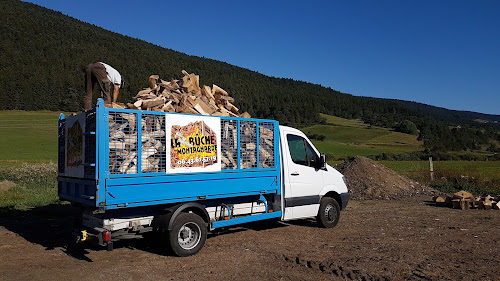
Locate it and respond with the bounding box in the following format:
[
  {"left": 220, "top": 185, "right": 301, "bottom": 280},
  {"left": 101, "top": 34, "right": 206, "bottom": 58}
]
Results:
[{"left": 0, "top": 197, "right": 498, "bottom": 281}]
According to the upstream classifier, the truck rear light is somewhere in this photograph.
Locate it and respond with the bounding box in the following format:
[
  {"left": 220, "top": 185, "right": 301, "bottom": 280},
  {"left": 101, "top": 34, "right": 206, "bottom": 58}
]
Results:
[{"left": 103, "top": 231, "right": 111, "bottom": 242}]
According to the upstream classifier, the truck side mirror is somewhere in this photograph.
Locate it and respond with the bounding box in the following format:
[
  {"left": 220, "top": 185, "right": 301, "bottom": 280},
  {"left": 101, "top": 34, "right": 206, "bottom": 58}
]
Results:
[
  {"left": 315, "top": 153, "right": 326, "bottom": 170},
  {"left": 320, "top": 153, "right": 326, "bottom": 169}
]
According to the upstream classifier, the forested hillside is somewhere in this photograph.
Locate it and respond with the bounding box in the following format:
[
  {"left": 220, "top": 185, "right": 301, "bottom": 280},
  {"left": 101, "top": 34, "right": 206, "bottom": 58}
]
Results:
[{"left": 1, "top": 0, "right": 499, "bottom": 155}]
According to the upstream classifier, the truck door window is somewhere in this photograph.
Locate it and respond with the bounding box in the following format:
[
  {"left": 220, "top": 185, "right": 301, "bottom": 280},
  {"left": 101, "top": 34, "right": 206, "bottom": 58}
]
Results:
[
  {"left": 287, "top": 134, "right": 319, "bottom": 168},
  {"left": 304, "top": 141, "right": 319, "bottom": 168},
  {"left": 287, "top": 135, "right": 307, "bottom": 166}
]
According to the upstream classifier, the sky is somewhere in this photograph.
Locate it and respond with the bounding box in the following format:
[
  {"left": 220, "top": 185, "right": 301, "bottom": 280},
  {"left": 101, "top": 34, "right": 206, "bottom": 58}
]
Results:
[{"left": 25, "top": 0, "right": 500, "bottom": 115}]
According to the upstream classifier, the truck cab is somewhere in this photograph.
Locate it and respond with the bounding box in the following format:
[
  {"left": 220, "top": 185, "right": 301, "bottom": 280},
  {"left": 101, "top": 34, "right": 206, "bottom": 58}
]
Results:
[{"left": 280, "top": 126, "right": 349, "bottom": 226}]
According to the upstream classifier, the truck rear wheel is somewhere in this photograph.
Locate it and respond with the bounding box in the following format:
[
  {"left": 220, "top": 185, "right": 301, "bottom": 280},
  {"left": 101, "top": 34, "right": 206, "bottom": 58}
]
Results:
[
  {"left": 316, "top": 197, "right": 340, "bottom": 228},
  {"left": 168, "top": 212, "right": 207, "bottom": 257}
]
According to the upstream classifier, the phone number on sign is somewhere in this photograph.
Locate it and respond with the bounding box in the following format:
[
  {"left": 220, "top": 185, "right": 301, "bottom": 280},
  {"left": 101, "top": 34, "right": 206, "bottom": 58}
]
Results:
[{"left": 177, "top": 156, "right": 217, "bottom": 165}]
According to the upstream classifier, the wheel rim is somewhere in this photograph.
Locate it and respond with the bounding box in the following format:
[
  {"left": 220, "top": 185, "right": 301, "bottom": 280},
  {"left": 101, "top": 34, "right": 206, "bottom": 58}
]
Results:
[
  {"left": 178, "top": 222, "right": 201, "bottom": 250},
  {"left": 324, "top": 204, "right": 337, "bottom": 222}
]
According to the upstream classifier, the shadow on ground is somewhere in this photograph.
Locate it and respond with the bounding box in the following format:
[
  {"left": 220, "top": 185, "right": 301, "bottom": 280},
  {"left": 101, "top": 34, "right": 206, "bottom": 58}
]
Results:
[
  {"left": 0, "top": 205, "right": 292, "bottom": 260},
  {"left": 0, "top": 204, "right": 96, "bottom": 261}
]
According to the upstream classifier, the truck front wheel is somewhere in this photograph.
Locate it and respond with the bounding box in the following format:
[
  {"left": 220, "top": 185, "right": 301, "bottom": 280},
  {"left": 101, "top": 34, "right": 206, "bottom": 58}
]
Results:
[
  {"left": 168, "top": 212, "right": 207, "bottom": 257},
  {"left": 316, "top": 197, "right": 340, "bottom": 228}
]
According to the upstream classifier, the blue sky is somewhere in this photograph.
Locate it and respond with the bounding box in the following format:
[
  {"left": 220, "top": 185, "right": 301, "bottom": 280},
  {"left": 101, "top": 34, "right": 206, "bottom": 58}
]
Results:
[{"left": 25, "top": 0, "right": 500, "bottom": 115}]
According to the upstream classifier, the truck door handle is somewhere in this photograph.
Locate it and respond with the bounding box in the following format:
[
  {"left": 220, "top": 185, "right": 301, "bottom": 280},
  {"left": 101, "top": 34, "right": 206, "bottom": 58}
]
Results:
[{"left": 291, "top": 172, "right": 299, "bottom": 176}]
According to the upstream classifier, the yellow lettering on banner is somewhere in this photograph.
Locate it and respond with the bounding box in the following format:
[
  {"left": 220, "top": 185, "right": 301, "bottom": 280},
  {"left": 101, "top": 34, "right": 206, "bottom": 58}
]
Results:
[{"left": 170, "top": 121, "right": 218, "bottom": 168}]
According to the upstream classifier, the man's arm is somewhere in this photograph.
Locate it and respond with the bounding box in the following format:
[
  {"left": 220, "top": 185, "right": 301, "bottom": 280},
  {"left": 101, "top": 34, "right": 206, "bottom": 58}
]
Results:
[{"left": 113, "top": 85, "right": 119, "bottom": 102}]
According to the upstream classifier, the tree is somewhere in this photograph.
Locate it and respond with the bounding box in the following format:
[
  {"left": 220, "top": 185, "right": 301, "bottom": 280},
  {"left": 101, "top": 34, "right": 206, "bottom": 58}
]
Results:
[{"left": 396, "top": 120, "right": 418, "bottom": 135}]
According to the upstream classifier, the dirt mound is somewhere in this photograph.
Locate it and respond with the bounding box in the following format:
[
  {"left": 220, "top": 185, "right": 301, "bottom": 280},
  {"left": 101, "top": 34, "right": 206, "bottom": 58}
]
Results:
[{"left": 335, "top": 156, "right": 430, "bottom": 200}]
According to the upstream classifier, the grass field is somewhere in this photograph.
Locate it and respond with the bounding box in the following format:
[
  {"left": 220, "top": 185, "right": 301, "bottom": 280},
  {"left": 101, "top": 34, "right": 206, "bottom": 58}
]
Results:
[
  {"left": 301, "top": 114, "right": 423, "bottom": 158},
  {"left": 0, "top": 163, "right": 59, "bottom": 212},
  {"left": 0, "top": 111, "right": 69, "bottom": 166}
]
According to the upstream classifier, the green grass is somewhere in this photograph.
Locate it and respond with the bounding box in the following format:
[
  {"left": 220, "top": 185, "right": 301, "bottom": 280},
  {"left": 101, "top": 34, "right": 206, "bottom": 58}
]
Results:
[
  {"left": 302, "top": 114, "right": 423, "bottom": 158},
  {"left": 319, "top": 114, "right": 370, "bottom": 128},
  {"left": 0, "top": 185, "right": 59, "bottom": 211},
  {"left": 0, "top": 163, "right": 60, "bottom": 212},
  {"left": 0, "top": 111, "right": 71, "bottom": 164}
]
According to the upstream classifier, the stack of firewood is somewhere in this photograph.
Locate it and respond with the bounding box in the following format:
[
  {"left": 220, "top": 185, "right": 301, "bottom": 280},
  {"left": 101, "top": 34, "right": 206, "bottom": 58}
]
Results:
[
  {"left": 108, "top": 112, "right": 167, "bottom": 174},
  {"left": 108, "top": 70, "right": 251, "bottom": 118},
  {"left": 104, "top": 70, "right": 278, "bottom": 174},
  {"left": 219, "top": 122, "right": 275, "bottom": 170},
  {"left": 432, "top": 190, "right": 500, "bottom": 210}
]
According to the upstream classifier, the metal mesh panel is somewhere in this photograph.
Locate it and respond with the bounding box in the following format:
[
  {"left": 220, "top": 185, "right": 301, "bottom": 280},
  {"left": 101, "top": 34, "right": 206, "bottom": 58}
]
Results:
[
  {"left": 85, "top": 111, "right": 96, "bottom": 177},
  {"left": 109, "top": 112, "right": 138, "bottom": 174},
  {"left": 240, "top": 121, "right": 257, "bottom": 169},
  {"left": 58, "top": 119, "right": 65, "bottom": 173},
  {"left": 221, "top": 119, "right": 238, "bottom": 169},
  {"left": 259, "top": 122, "right": 275, "bottom": 168},
  {"left": 141, "top": 114, "right": 166, "bottom": 173}
]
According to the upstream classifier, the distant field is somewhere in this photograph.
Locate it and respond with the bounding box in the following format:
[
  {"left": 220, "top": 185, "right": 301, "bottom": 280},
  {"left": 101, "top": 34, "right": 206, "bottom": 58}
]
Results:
[
  {"left": 380, "top": 160, "right": 500, "bottom": 194},
  {"left": 0, "top": 111, "right": 68, "bottom": 166},
  {"left": 302, "top": 114, "right": 423, "bottom": 158},
  {"left": 381, "top": 160, "right": 500, "bottom": 181}
]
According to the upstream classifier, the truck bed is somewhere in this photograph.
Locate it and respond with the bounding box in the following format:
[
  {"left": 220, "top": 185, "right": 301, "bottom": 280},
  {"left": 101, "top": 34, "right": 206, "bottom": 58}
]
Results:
[{"left": 58, "top": 100, "right": 280, "bottom": 211}]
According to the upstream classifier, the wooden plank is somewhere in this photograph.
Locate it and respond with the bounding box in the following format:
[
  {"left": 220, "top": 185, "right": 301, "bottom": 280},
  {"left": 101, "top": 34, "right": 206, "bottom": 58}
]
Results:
[
  {"left": 141, "top": 97, "right": 165, "bottom": 109},
  {"left": 201, "top": 85, "right": 215, "bottom": 100},
  {"left": 239, "top": 112, "right": 251, "bottom": 118},
  {"left": 136, "top": 88, "right": 153, "bottom": 98},
  {"left": 127, "top": 103, "right": 139, "bottom": 110},
  {"left": 226, "top": 102, "right": 239, "bottom": 114},
  {"left": 194, "top": 104, "right": 209, "bottom": 115},
  {"left": 195, "top": 100, "right": 216, "bottom": 115},
  {"left": 212, "top": 84, "right": 228, "bottom": 96},
  {"left": 133, "top": 100, "right": 143, "bottom": 108},
  {"left": 149, "top": 75, "right": 159, "bottom": 89},
  {"left": 161, "top": 100, "right": 176, "bottom": 112},
  {"left": 112, "top": 102, "right": 126, "bottom": 109}
]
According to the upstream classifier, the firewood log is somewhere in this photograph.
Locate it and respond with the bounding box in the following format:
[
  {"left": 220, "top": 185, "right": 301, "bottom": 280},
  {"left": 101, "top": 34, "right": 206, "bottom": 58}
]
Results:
[
  {"left": 453, "top": 190, "right": 474, "bottom": 200},
  {"left": 149, "top": 75, "right": 159, "bottom": 89}
]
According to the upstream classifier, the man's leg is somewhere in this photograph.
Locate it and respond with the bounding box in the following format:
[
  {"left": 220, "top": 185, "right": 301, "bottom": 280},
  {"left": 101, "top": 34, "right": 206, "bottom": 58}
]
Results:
[
  {"left": 91, "top": 63, "right": 112, "bottom": 103},
  {"left": 101, "top": 80, "right": 112, "bottom": 102},
  {"left": 83, "top": 63, "right": 94, "bottom": 110}
]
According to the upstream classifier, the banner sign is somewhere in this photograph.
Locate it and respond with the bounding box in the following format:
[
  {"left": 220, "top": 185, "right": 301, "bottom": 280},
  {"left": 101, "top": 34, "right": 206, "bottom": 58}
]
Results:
[
  {"left": 166, "top": 115, "right": 221, "bottom": 173},
  {"left": 64, "top": 114, "right": 86, "bottom": 178}
]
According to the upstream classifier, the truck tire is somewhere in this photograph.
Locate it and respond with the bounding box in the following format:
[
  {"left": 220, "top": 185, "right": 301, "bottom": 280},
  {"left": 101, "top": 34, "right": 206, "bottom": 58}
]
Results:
[
  {"left": 316, "top": 197, "right": 340, "bottom": 228},
  {"left": 168, "top": 212, "right": 207, "bottom": 257}
]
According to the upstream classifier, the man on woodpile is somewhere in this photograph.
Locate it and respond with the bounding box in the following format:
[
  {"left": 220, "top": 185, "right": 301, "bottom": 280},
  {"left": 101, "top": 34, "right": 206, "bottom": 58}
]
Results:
[{"left": 84, "top": 62, "right": 123, "bottom": 110}]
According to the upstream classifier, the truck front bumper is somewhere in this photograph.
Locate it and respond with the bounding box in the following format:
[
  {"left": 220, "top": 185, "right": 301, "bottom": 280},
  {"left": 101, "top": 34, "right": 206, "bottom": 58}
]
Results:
[{"left": 340, "top": 192, "right": 350, "bottom": 210}]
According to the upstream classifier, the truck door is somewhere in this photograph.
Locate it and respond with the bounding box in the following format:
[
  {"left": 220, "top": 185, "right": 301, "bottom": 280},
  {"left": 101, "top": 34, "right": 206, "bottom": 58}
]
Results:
[{"left": 282, "top": 130, "right": 323, "bottom": 220}]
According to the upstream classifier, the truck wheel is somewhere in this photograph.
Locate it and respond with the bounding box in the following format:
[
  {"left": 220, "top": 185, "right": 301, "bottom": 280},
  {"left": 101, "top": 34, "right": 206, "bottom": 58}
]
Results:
[
  {"left": 316, "top": 197, "right": 340, "bottom": 228},
  {"left": 168, "top": 212, "right": 207, "bottom": 257}
]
